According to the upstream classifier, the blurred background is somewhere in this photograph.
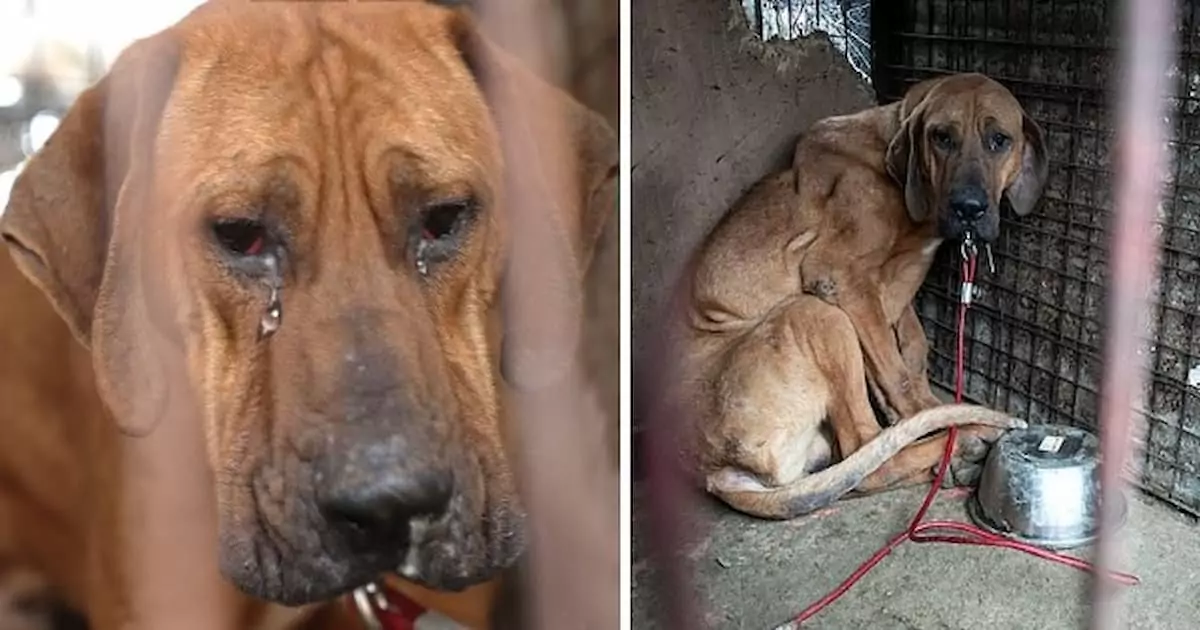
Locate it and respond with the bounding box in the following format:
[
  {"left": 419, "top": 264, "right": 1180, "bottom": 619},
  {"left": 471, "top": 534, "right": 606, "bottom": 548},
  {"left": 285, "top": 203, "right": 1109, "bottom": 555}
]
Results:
[
  {"left": 0, "top": 0, "right": 618, "bottom": 214},
  {"left": 0, "top": 0, "right": 206, "bottom": 210}
]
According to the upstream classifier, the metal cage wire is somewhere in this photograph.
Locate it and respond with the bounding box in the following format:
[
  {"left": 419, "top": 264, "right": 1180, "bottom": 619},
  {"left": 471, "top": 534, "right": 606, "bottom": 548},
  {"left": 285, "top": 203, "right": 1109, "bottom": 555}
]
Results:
[
  {"left": 869, "top": 0, "right": 1200, "bottom": 517},
  {"left": 741, "top": 0, "right": 873, "bottom": 79}
]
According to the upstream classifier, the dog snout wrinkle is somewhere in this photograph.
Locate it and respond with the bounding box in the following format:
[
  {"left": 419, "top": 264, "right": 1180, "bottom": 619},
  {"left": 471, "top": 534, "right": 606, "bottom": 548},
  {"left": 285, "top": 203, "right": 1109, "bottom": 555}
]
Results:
[{"left": 338, "top": 316, "right": 419, "bottom": 422}]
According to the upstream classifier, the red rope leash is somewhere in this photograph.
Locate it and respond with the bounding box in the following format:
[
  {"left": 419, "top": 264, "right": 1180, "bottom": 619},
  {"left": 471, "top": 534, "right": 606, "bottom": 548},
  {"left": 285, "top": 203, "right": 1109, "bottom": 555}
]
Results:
[{"left": 788, "top": 246, "right": 1139, "bottom": 627}]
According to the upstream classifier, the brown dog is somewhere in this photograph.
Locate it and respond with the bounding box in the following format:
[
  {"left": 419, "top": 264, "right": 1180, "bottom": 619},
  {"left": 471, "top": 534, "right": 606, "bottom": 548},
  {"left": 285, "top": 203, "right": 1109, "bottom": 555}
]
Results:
[
  {"left": 674, "top": 74, "right": 1047, "bottom": 519},
  {"left": 0, "top": 1, "right": 616, "bottom": 629}
]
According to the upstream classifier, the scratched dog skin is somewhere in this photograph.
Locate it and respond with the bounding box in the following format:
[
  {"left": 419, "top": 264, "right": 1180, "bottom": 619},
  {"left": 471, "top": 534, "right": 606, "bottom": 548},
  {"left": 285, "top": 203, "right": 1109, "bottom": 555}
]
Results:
[
  {"left": 673, "top": 74, "right": 1047, "bottom": 519},
  {"left": 0, "top": 1, "right": 616, "bottom": 628}
]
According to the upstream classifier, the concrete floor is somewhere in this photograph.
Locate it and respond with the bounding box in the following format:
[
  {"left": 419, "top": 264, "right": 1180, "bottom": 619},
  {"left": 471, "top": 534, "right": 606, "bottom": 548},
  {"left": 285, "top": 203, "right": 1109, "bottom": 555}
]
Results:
[{"left": 632, "top": 484, "right": 1200, "bottom": 629}]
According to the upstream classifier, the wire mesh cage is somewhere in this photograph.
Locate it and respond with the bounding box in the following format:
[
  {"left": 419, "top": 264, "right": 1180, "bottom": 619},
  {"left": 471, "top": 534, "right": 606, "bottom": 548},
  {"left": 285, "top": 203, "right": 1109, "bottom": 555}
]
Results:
[
  {"left": 871, "top": 0, "right": 1200, "bottom": 517},
  {"left": 741, "top": 0, "right": 873, "bottom": 79}
]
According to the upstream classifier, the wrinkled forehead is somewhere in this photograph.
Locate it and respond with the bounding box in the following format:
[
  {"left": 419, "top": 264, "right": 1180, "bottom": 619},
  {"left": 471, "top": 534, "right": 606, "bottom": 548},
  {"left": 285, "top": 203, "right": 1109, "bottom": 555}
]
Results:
[
  {"left": 155, "top": 4, "right": 500, "bottom": 205},
  {"left": 923, "top": 77, "right": 1024, "bottom": 132}
]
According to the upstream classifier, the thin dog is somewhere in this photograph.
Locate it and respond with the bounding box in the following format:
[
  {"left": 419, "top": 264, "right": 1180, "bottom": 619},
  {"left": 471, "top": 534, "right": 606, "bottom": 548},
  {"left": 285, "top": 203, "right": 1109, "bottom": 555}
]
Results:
[{"left": 676, "top": 74, "right": 1048, "bottom": 519}]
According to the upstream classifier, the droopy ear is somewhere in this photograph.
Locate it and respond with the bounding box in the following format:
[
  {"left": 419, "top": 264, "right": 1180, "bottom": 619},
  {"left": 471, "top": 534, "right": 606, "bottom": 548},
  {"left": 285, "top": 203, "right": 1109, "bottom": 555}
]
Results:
[
  {"left": 2, "top": 74, "right": 111, "bottom": 347},
  {"left": 1002, "top": 113, "right": 1048, "bottom": 217},
  {"left": 1, "top": 35, "right": 179, "bottom": 347},
  {"left": 885, "top": 78, "right": 942, "bottom": 224},
  {"left": 1, "top": 34, "right": 183, "bottom": 435},
  {"left": 885, "top": 104, "right": 931, "bottom": 224},
  {"left": 447, "top": 11, "right": 618, "bottom": 389}
]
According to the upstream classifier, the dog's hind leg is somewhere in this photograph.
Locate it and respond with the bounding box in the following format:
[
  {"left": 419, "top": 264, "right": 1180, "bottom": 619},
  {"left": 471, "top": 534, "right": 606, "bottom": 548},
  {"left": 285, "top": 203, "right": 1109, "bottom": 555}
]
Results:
[
  {"left": 701, "top": 297, "right": 1020, "bottom": 518},
  {"left": 802, "top": 302, "right": 936, "bottom": 492},
  {"left": 707, "top": 404, "right": 1021, "bottom": 518},
  {"left": 795, "top": 298, "right": 885, "bottom": 458},
  {"left": 706, "top": 297, "right": 883, "bottom": 501},
  {"left": 701, "top": 297, "right": 845, "bottom": 489},
  {"left": 803, "top": 301, "right": 1003, "bottom": 494}
]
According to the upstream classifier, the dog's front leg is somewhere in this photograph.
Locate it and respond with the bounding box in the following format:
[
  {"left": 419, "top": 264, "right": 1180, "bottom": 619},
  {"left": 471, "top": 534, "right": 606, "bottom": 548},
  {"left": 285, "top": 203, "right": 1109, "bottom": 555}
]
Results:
[
  {"left": 866, "top": 369, "right": 903, "bottom": 426},
  {"left": 865, "top": 305, "right": 942, "bottom": 425},
  {"left": 894, "top": 304, "right": 942, "bottom": 410},
  {"left": 835, "top": 291, "right": 930, "bottom": 420}
]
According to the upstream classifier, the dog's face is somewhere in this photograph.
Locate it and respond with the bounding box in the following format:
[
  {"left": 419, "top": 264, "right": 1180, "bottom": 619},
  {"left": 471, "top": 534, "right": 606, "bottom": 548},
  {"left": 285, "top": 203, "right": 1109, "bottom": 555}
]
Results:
[
  {"left": 0, "top": 2, "right": 615, "bottom": 607},
  {"left": 886, "top": 73, "right": 1048, "bottom": 242}
]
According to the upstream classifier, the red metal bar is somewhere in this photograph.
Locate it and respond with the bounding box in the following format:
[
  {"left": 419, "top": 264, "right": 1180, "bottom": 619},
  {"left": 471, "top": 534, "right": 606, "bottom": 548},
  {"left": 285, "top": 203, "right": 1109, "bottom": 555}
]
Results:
[
  {"left": 471, "top": 2, "right": 621, "bottom": 629},
  {"left": 638, "top": 325, "right": 706, "bottom": 630},
  {"left": 1090, "top": 1, "right": 1177, "bottom": 628},
  {"left": 635, "top": 246, "right": 706, "bottom": 628}
]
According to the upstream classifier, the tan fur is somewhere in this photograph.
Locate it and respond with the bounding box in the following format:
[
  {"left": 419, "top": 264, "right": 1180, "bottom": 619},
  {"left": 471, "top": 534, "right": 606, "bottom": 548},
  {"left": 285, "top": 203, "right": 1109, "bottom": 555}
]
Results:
[
  {"left": 677, "top": 74, "right": 1047, "bottom": 519},
  {"left": 0, "top": 1, "right": 616, "bottom": 628}
]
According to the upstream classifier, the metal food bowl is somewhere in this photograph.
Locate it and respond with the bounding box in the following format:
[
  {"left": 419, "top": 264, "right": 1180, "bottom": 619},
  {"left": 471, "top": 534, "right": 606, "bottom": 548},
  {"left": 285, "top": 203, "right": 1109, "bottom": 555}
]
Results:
[{"left": 967, "top": 424, "right": 1125, "bottom": 550}]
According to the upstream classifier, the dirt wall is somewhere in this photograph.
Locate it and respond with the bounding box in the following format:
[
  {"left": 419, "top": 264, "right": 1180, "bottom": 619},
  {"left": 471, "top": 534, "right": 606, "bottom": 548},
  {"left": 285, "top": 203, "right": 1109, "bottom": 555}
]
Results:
[{"left": 631, "top": 0, "right": 873, "bottom": 419}]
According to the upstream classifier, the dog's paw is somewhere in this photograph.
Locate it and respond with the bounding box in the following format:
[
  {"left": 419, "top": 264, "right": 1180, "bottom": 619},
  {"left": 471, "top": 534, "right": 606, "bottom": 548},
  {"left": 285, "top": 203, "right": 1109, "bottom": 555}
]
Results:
[
  {"left": 957, "top": 426, "right": 1000, "bottom": 456},
  {"left": 939, "top": 462, "right": 983, "bottom": 488},
  {"left": 936, "top": 424, "right": 1007, "bottom": 488}
]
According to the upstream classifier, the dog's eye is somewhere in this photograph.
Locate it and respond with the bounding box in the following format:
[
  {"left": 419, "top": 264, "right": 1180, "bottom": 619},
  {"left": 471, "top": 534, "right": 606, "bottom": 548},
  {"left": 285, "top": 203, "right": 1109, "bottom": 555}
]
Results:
[
  {"left": 987, "top": 132, "right": 1012, "bottom": 153},
  {"left": 212, "top": 218, "right": 268, "bottom": 257},
  {"left": 421, "top": 200, "right": 471, "bottom": 241},
  {"left": 930, "top": 128, "right": 955, "bottom": 150},
  {"left": 413, "top": 197, "right": 478, "bottom": 274}
]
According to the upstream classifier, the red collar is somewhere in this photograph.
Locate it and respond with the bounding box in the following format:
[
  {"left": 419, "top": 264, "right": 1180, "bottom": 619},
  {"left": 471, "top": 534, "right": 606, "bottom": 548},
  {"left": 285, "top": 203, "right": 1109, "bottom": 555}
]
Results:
[{"left": 347, "top": 581, "right": 430, "bottom": 630}]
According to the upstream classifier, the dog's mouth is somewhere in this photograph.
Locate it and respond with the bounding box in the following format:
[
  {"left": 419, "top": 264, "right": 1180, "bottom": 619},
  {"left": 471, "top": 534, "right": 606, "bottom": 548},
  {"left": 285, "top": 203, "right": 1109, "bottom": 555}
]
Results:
[
  {"left": 222, "top": 485, "right": 523, "bottom": 606},
  {"left": 371, "top": 503, "right": 491, "bottom": 591},
  {"left": 342, "top": 508, "right": 520, "bottom": 600},
  {"left": 939, "top": 211, "right": 1000, "bottom": 243},
  {"left": 224, "top": 520, "right": 493, "bottom": 605}
]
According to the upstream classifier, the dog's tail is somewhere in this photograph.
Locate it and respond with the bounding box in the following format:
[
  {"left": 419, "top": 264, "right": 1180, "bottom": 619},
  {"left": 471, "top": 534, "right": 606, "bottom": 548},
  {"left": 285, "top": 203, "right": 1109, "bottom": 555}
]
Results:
[{"left": 706, "top": 404, "right": 1025, "bottom": 520}]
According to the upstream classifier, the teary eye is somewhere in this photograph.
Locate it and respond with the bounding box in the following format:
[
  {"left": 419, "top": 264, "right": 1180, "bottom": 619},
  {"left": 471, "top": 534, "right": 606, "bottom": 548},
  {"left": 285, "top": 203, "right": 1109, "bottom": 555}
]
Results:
[
  {"left": 987, "top": 132, "right": 1012, "bottom": 153},
  {"left": 212, "top": 218, "right": 268, "bottom": 257},
  {"left": 413, "top": 197, "right": 478, "bottom": 274},
  {"left": 421, "top": 200, "right": 471, "bottom": 241}
]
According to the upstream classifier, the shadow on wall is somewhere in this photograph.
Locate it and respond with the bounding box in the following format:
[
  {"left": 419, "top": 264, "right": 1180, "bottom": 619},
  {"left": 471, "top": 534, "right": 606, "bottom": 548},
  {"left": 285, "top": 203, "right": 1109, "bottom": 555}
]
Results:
[{"left": 631, "top": 0, "right": 875, "bottom": 430}]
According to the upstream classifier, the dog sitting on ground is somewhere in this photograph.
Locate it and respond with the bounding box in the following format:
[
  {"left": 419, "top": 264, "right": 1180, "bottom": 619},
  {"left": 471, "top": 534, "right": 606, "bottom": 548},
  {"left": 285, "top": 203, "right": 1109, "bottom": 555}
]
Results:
[
  {"left": 674, "top": 73, "right": 1047, "bottom": 519},
  {"left": 0, "top": 1, "right": 617, "bottom": 628}
]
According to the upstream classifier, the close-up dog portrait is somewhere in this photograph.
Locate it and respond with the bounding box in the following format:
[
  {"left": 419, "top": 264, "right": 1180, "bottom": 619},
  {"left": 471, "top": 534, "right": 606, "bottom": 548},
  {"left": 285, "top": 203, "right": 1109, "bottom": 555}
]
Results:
[{"left": 0, "top": 1, "right": 619, "bottom": 629}]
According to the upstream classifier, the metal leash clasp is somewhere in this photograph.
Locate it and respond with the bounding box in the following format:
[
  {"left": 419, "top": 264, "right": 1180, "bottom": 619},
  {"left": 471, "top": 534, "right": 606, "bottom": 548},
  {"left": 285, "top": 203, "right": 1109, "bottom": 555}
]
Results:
[
  {"left": 959, "top": 230, "right": 978, "bottom": 263},
  {"left": 351, "top": 581, "right": 389, "bottom": 630},
  {"left": 959, "top": 231, "right": 978, "bottom": 306},
  {"left": 959, "top": 230, "right": 996, "bottom": 276}
]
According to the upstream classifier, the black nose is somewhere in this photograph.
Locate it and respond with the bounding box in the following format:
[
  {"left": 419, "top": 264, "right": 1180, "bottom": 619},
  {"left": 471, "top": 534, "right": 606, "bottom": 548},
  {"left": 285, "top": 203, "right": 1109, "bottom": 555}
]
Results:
[
  {"left": 319, "top": 468, "right": 453, "bottom": 541},
  {"left": 949, "top": 187, "right": 989, "bottom": 222}
]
